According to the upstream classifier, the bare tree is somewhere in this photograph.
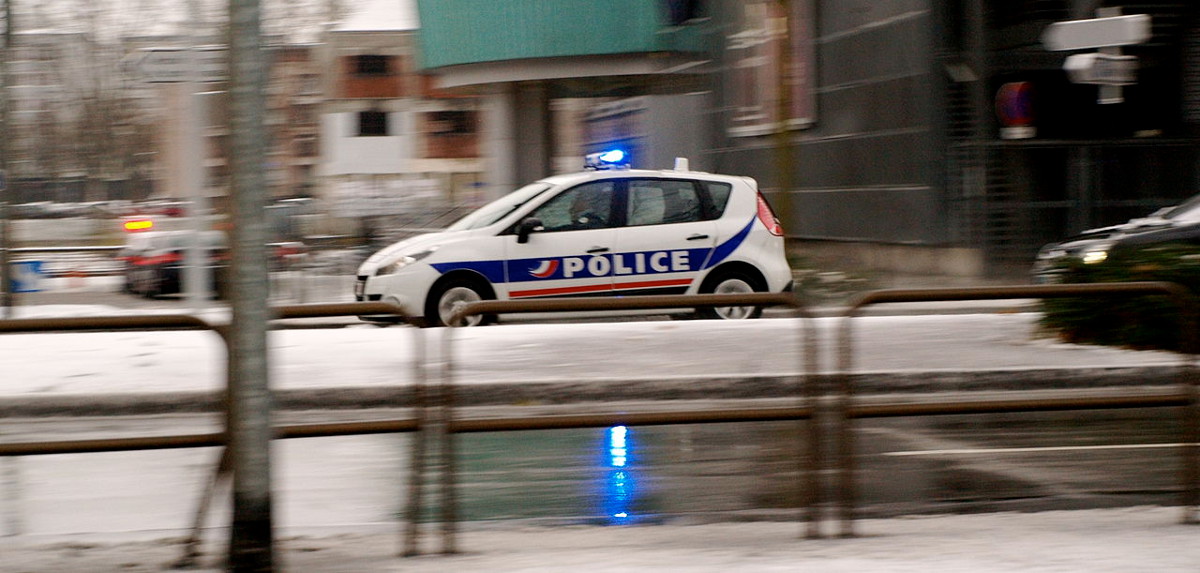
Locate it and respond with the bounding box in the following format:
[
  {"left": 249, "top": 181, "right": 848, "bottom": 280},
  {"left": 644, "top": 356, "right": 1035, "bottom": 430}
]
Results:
[{"left": 4, "top": 0, "right": 336, "bottom": 203}]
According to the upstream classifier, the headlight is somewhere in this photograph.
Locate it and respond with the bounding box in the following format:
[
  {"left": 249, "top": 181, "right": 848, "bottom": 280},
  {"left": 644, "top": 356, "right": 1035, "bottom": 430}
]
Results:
[
  {"left": 376, "top": 249, "right": 436, "bottom": 276},
  {"left": 1081, "top": 244, "right": 1111, "bottom": 265}
]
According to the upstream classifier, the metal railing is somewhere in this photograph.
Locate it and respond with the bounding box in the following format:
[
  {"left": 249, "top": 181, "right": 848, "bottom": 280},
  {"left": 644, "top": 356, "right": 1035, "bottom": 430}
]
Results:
[
  {"left": 1, "top": 286, "right": 1198, "bottom": 564},
  {"left": 0, "top": 301, "right": 417, "bottom": 567},
  {"left": 428, "top": 292, "right": 816, "bottom": 552},
  {"left": 834, "top": 282, "right": 1200, "bottom": 536},
  {"left": 434, "top": 285, "right": 1200, "bottom": 545}
]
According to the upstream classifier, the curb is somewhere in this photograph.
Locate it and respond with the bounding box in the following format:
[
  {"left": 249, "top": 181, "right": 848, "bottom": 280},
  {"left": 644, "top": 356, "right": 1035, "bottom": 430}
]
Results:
[{"left": 0, "top": 365, "right": 1182, "bottom": 418}]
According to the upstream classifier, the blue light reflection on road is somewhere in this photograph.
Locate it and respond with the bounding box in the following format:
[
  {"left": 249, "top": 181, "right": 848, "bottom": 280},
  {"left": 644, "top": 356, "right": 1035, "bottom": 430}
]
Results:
[{"left": 600, "top": 425, "right": 638, "bottom": 523}]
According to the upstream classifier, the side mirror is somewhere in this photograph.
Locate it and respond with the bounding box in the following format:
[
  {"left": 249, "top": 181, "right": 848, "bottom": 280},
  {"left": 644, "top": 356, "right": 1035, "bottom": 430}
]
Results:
[{"left": 516, "top": 218, "right": 543, "bottom": 244}]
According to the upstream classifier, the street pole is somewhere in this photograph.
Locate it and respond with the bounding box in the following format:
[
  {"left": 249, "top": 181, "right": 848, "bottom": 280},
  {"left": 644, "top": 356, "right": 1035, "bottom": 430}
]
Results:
[
  {"left": 0, "top": 0, "right": 13, "bottom": 319},
  {"left": 182, "top": 0, "right": 212, "bottom": 312},
  {"left": 773, "top": 0, "right": 794, "bottom": 232},
  {"left": 226, "top": 0, "right": 274, "bottom": 570}
]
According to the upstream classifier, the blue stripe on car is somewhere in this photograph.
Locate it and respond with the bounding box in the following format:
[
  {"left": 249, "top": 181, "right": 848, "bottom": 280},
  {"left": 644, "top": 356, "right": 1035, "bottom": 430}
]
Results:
[
  {"left": 428, "top": 260, "right": 507, "bottom": 283},
  {"left": 701, "top": 218, "right": 753, "bottom": 269},
  {"left": 428, "top": 217, "right": 755, "bottom": 283}
]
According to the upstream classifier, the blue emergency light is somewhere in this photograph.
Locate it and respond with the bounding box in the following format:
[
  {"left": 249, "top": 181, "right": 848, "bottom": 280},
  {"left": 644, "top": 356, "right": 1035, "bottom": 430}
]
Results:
[{"left": 584, "top": 148, "right": 630, "bottom": 170}]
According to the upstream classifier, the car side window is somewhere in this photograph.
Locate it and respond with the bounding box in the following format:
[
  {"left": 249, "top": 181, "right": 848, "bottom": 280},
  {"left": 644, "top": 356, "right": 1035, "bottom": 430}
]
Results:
[
  {"left": 628, "top": 180, "right": 702, "bottom": 226},
  {"left": 529, "top": 181, "right": 616, "bottom": 232},
  {"left": 703, "top": 182, "right": 732, "bottom": 219}
]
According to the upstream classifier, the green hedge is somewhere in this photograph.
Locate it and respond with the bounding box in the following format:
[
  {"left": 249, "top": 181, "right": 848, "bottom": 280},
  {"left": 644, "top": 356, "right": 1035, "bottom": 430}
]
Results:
[{"left": 1040, "top": 243, "right": 1200, "bottom": 351}]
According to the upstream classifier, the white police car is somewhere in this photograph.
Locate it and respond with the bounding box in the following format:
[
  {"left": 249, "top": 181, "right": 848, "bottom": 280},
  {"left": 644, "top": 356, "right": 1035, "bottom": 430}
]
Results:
[{"left": 355, "top": 152, "right": 793, "bottom": 326}]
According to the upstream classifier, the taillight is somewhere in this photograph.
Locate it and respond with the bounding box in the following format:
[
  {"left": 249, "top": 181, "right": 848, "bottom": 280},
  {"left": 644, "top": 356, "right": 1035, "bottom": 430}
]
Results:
[
  {"left": 756, "top": 193, "right": 784, "bottom": 236},
  {"left": 123, "top": 218, "right": 154, "bottom": 232}
]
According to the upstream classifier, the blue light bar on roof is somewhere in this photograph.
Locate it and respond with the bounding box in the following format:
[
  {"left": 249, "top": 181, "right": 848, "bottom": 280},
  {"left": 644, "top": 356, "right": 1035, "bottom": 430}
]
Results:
[{"left": 584, "top": 148, "right": 631, "bottom": 170}]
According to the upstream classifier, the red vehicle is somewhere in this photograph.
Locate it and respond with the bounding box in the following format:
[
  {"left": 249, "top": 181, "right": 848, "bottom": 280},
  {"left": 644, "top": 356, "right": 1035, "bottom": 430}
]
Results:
[
  {"left": 119, "top": 231, "right": 308, "bottom": 298},
  {"left": 119, "top": 231, "right": 228, "bottom": 298}
]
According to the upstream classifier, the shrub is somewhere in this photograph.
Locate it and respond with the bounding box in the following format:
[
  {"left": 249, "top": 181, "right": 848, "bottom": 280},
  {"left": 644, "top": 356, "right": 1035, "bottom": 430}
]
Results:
[{"left": 1040, "top": 243, "right": 1200, "bottom": 351}]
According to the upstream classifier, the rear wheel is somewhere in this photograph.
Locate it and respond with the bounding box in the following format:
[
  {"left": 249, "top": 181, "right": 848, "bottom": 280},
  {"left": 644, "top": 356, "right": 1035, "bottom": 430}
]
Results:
[
  {"left": 696, "top": 269, "right": 763, "bottom": 320},
  {"left": 144, "top": 271, "right": 163, "bottom": 299},
  {"left": 425, "top": 277, "right": 495, "bottom": 327},
  {"left": 135, "top": 267, "right": 161, "bottom": 299}
]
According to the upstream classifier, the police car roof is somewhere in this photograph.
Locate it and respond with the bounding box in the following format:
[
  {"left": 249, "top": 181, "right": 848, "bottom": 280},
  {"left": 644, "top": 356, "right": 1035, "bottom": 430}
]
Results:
[{"left": 537, "top": 167, "right": 745, "bottom": 187}]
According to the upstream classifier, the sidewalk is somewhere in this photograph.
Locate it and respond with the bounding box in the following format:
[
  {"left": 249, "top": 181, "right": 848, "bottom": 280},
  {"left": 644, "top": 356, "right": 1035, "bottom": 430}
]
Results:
[{"left": 5, "top": 506, "right": 1198, "bottom": 572}]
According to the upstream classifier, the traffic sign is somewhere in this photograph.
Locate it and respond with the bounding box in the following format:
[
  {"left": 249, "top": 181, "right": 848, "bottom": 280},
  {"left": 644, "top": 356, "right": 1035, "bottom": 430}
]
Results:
[
  {"left": 1064, "top": 52, "right": 1138, "bottom": 85},
  {"left": 1042, "top": 14, "right": 1151, "bottom": 51},
  {"left": 123, "top": 46, "right": 227, "bottom": 83}
]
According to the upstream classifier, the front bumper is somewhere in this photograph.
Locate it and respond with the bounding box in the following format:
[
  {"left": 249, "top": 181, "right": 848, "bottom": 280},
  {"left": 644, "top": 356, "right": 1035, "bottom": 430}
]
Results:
[{"left": 353, "top": 266, "right": 440, "bottom": 322}]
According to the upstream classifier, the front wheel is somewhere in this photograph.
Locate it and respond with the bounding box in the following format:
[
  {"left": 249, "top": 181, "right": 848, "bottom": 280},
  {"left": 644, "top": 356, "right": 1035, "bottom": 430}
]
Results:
[
  {"left": 425, "top": 278, "right": 495, "bottom": 327},
  {"left": 696, "top": 270, "right": 763, "bottom": 320}
]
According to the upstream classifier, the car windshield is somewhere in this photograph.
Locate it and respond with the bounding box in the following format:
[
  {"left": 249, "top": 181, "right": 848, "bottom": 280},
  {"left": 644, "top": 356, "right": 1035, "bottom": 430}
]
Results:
[
  {"left": 446, "top": 183, "right": 553, "bottom": 231},
  {"left": 1162, "top": 194, "right": 1200, "bottom": 224}
]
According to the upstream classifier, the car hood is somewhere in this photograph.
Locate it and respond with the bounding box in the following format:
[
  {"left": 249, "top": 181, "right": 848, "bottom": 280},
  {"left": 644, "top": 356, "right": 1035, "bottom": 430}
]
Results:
[
  {"left": 1042, "top": 215, "right": 1178, "bottom": 254},
  {"left": 1086, "top": 215, "right": 1175, "bottom": 239},
  {"left": 357, "top": 232, "right": 452, "bottom": 274}
]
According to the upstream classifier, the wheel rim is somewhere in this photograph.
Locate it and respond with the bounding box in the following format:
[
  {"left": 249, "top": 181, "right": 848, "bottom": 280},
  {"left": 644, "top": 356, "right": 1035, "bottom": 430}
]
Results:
[
  {"left": 438, "top": 286, "right": 484, "bottom": 327},
  {"left": 712, "top": 277, "right": 755, "bottom": 319}
]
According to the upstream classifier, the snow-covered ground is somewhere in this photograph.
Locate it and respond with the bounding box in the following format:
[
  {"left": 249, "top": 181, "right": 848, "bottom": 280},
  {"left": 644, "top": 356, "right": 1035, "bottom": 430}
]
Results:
[{"left": 4, "top": 507, "right": 1198, "bottom": 572}]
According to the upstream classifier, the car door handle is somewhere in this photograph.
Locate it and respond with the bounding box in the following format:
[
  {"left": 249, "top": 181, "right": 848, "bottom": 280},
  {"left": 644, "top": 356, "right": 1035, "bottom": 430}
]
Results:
[
  {"left": 686, "top": 234, "right": 710, "bottom": 241},
  {"left": 587, "top": 246, "right": 610, "bottom": 254}
]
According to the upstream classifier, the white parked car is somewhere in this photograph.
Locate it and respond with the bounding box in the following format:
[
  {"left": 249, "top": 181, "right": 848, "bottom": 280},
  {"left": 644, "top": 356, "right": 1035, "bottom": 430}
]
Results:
[{"left": 355, "top": 154, "right": 794, "bottom": 326}]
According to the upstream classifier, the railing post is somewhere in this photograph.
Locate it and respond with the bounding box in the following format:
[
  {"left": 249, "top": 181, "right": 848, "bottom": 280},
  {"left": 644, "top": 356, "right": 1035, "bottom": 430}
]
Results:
[
  {"left": 798, "top": 302, "right": 823, "bottom": 539},
  {"left": 402, "top": 327, "right": 427, "bottom": 556},
  {"left": 174, "top": 447, "right": 231, "bottom": 569},
  {"left": 1178, "top": 290, "right": 1200, "bottom": 525},
  {"left": 439, "top": 325, "right": 459, "bottom": 555},
  {"left": 835, "top": 310, "right": 857, "bottom": 538}
]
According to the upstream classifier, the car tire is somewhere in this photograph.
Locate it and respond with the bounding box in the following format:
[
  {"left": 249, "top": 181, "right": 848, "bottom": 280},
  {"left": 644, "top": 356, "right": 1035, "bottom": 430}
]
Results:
[
  {"left": 132, "top": 268, "right": 152, "bottom": 297},
  {"left": 425, "top": 277, "right": 495, "bottom": 327},
  {"left": 696, "top": 269, "right": 763, "bottom": 320},
  {"left": 143, "top": 271, "right": 162, "bottom": 299}
]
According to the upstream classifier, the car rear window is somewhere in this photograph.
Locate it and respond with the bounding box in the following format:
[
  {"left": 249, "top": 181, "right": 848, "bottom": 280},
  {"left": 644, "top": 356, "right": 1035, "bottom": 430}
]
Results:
[
  {"left": 702, "top": 182, "right": 732, "bottom": 217},
  {"left": 627, "top": 180, "right": 705, "bottom": 226}
]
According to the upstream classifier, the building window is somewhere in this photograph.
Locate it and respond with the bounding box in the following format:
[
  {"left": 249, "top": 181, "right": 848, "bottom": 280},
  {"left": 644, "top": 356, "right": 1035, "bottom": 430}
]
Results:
[
  {"left": 295, "top": 135, "right": 317, "bottom": 157},
  {"left": 726, "top": 0, "right": 816, "bottom": 136},
  {"left": 354, "top": 55, "right": 390, "bottom": 76},
  {"left": 422, "top": 110, "right": 479, "bottom": 158},
  {"left": 358, "top": 110, "right": 389, "bottom": 136},
  {"left": 428, "top": 110, "right": 475, "bottom": 135}
]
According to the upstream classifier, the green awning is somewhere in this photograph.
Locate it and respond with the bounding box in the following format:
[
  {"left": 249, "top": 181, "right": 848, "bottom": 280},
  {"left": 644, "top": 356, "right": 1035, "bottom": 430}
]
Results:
[{"left": 415, "top": 0, "right": 704, "bottom": 70}]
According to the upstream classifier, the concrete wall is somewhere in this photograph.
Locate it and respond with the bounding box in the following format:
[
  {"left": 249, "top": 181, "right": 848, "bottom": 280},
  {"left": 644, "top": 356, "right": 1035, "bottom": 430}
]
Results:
[
  {"left": 791, "top": 240, "right": 986, "bottom": 279},
  {"left": 714, "top": 0, "right": 945, "bottom": 248},
  {"left": 321, "top": 111, "right": 413, "bottom": 175}
]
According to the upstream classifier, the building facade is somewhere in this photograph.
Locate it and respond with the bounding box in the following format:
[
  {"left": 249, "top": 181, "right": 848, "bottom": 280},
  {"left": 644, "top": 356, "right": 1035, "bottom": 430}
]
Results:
[
  {"left": 318, "top": 1, "right": 485, "bottom": 231},
  {"left": 413, "top": 0, "right": 1200, "bottom": 277},
  {"left": 706, "top": 0, "right": 1200, "bottom": 276}
]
